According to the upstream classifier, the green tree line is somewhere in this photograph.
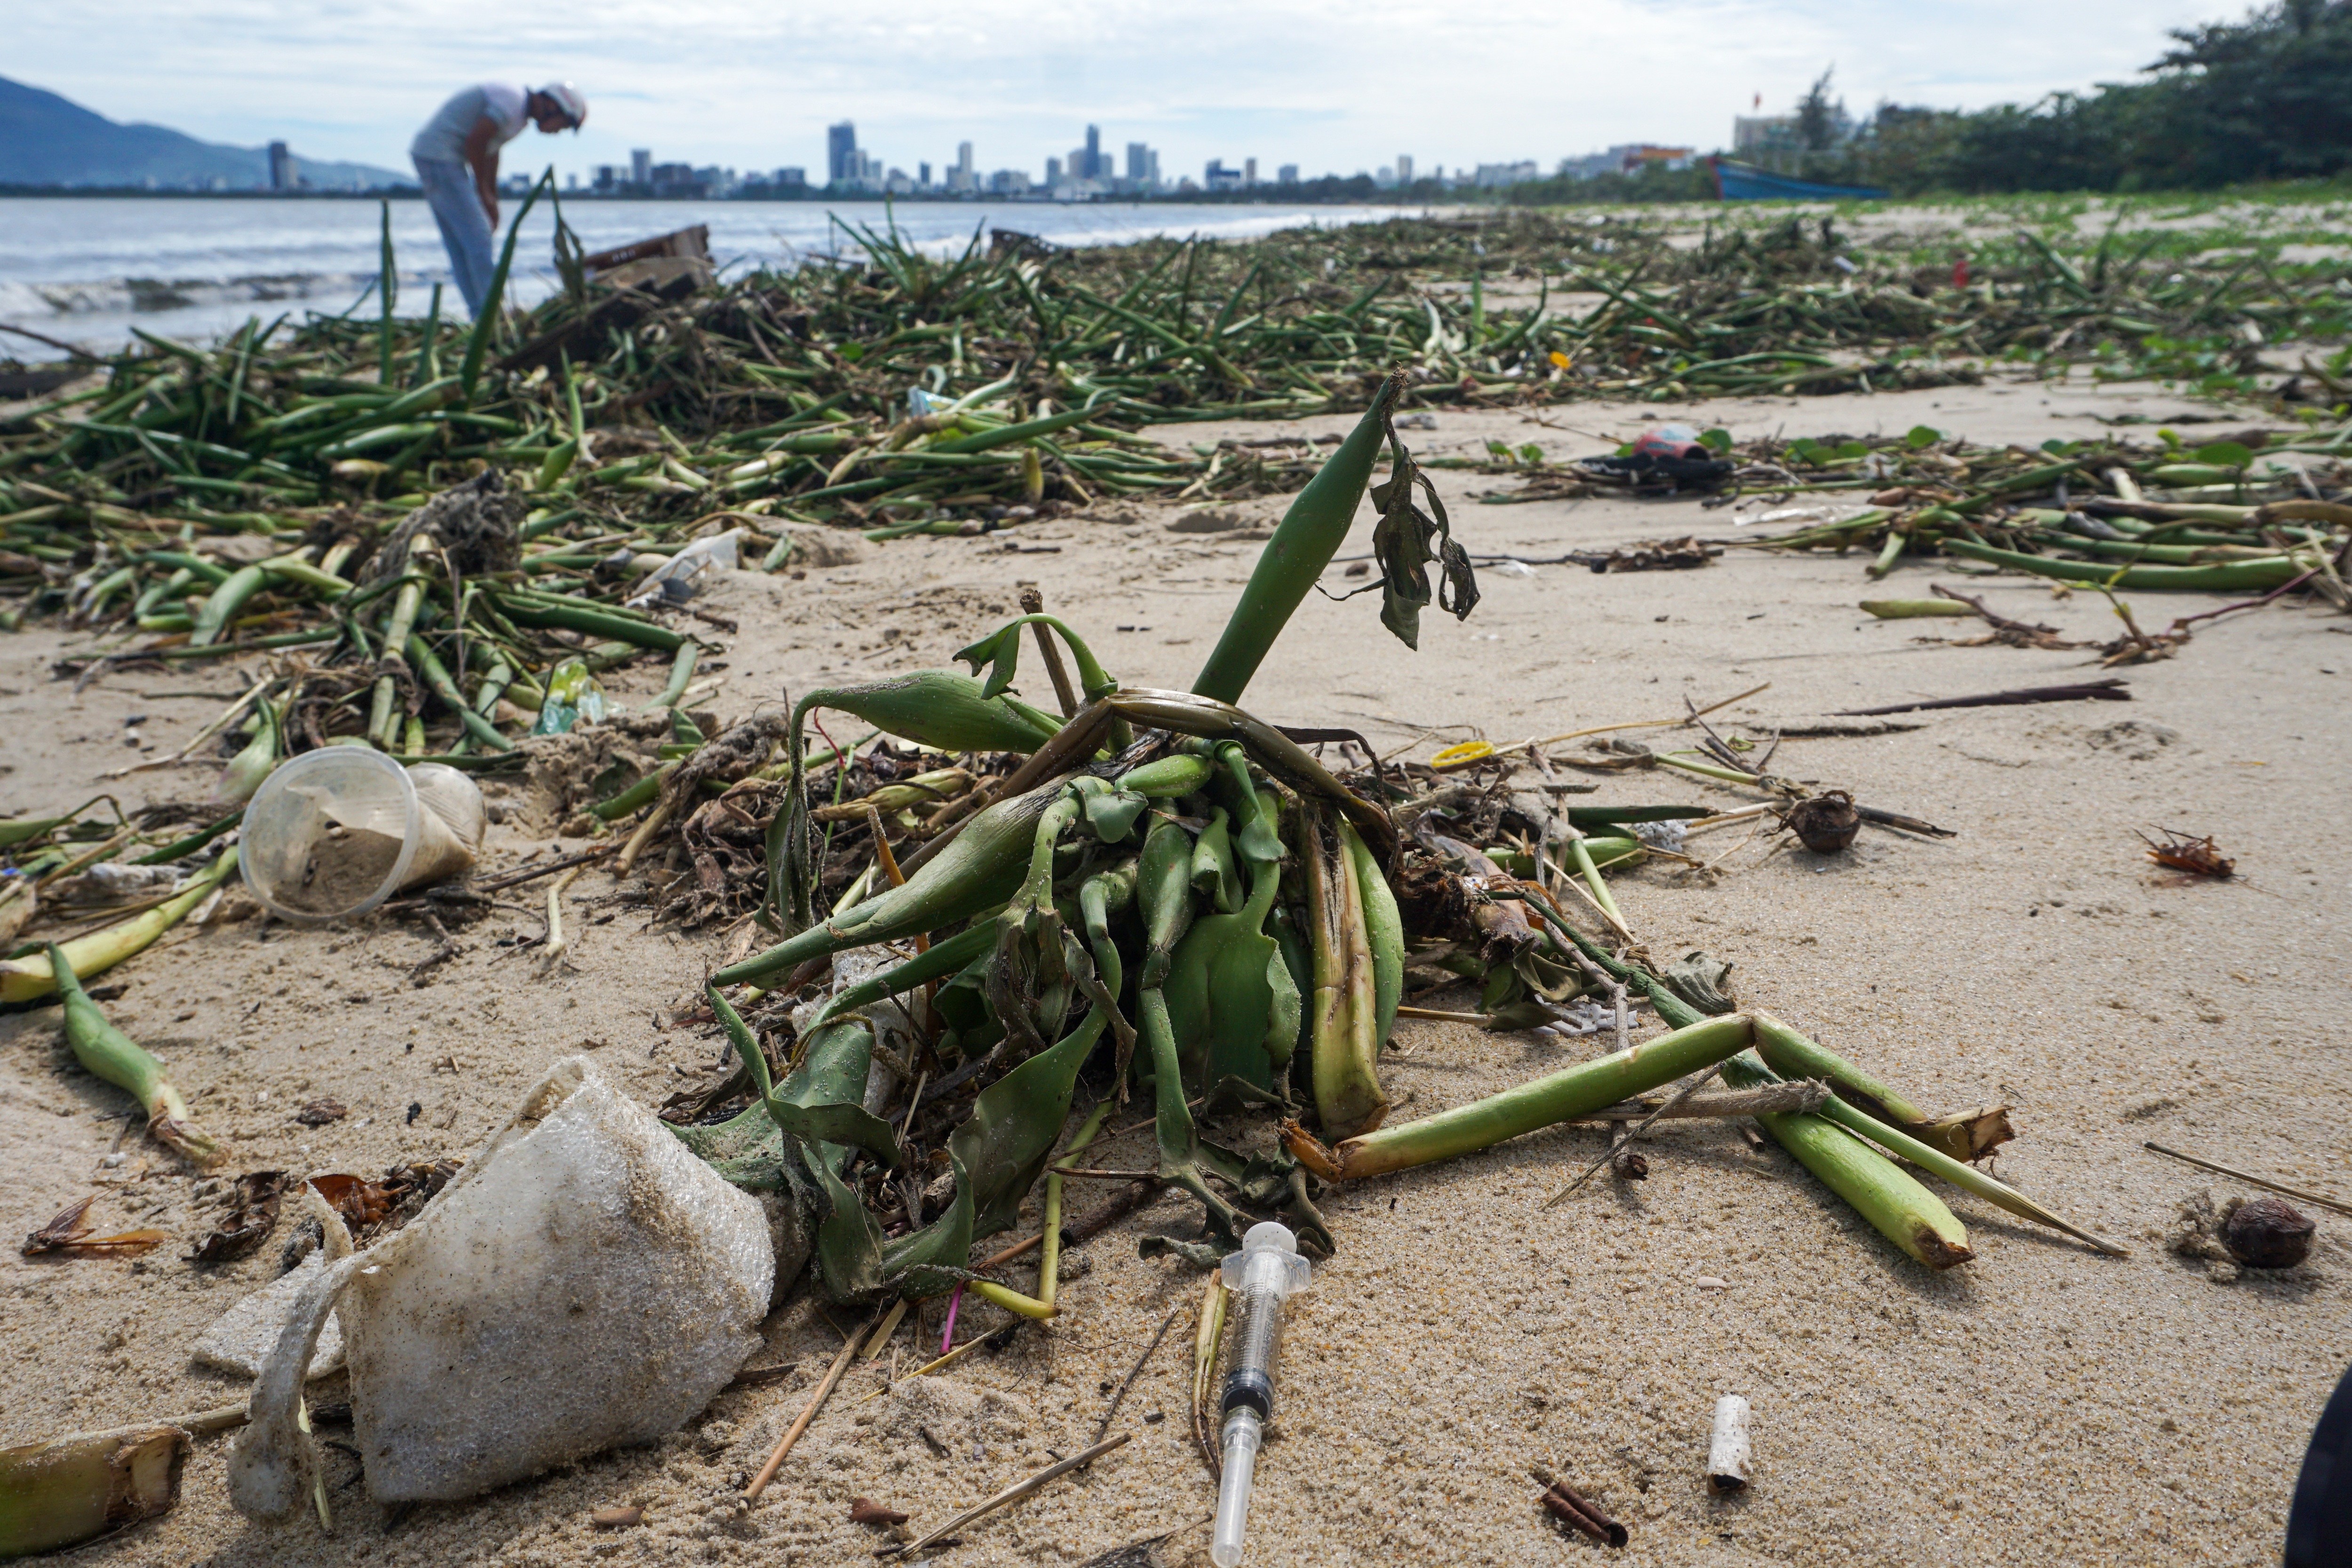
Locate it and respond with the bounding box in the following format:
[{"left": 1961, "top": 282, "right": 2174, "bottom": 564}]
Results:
[{"left": 1504, "top": 0, "right": 2352, "bottom": 204}]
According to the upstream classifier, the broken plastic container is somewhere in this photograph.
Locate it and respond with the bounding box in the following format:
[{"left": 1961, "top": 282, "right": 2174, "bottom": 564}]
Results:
[
  {"left": 229, "top": 1057, "right": 774, "bottom": 1517},
  {"left": 627, "top": 528, "right": 740, "bottom": 608},
  {"left": 239, "top": 750, "right": 485, "bottom": 923}
]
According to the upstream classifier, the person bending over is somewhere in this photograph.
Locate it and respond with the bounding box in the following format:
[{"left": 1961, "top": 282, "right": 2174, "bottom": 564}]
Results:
[{"left": 409, "top": 82, "right": 585, "bottom": 315}]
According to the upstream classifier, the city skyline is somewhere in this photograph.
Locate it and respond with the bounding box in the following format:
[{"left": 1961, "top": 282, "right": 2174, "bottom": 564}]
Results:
[
  {"left": 8, "top": 0, "right": 2219, "bottom": 189},
  {"left": 571, "top": 117, "right": 1639, "bottom": 203}
]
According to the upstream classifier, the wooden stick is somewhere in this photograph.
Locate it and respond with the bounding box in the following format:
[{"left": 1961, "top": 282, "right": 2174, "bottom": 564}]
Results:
[
  {"left": 1470, "top": 681, "right": 1776, "bottom": 761},
  {"left": 1018, "top": 586, "right": 1081, "bottom": 718},
  {"left": 1092, "top": 1306, "right": 1181, "bottom": 1447},
  {"left": 2142, "top": 1142, "right": 2352, "bottom": 1218},
  {"left": 1541, "top": 1064, "right": 1727, "bottom": 1208},
  {"left": 471, "top": 840, "right": 617, "bottom": 891},
  {"left": 742, "top": 1306, "right": 879, "bottom": 1505},
  {"left": 1395, "top": 1004, "right": 1492, "bottom": 1024},
  {"left": 882, "top": 1434, "right": 1131, "bottom": 1558}
]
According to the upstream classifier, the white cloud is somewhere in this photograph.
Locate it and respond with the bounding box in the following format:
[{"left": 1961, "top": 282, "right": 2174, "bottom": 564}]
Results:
[{"left": 14, "top": 0, "right": 2225, "bottom": 181}]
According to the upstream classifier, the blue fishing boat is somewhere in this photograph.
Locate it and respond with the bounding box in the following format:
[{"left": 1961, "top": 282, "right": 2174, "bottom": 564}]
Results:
[{"left": 1708, "top": 157, "right": 1887, "bottom": 202}]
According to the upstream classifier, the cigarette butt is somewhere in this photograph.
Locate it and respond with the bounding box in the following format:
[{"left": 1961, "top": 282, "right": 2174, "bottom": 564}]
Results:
[{"left": 1708, "top": 1394, "right": 1752, "bottom": 1492}]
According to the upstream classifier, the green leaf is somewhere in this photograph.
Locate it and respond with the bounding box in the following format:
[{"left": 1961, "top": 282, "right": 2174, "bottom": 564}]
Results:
[
  {"left": 1904, "top": 425, "right": 1942, "bottom": 450},
  {"left": 1699, "top": 428, "right": 1733, "bottom": 454},
  {"left": 954, "top": 623, "right": 1023, "bottom": 701},
  {"left": 1517, "top": 442, "right": 1545, "bottom": 465},
  {"left": 2193, "top": 440, "right": 2255, "bottom": 468}
]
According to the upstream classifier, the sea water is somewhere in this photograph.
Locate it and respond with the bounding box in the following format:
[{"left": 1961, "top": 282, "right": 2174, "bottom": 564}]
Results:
[{"left": 0, "top": 196, "right": 1423, "bottom": 360}]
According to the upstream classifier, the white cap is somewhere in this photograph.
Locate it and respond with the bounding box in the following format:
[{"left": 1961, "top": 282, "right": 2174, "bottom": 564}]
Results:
[{"left": 539, "top": 82, "right": 587, "bottom": 131}]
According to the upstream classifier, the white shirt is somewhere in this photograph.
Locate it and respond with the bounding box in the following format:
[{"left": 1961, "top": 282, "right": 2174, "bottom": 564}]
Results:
[{"left": 410, "top": 83, "right": 528, "bottom": 164}]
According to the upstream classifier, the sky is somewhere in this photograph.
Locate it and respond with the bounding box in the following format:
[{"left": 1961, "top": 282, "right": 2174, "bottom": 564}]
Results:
[{"left": 17, "top": 0, "right": 2229, "bottom": 184}]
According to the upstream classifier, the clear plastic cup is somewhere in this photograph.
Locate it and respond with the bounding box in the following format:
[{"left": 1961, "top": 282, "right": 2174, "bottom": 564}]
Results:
[{"left": 240, "top": 749, "right": 482, "bottom": 924}]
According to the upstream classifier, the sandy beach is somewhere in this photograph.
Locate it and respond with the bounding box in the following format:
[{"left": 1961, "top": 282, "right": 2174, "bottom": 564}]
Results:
[{"left": 4, "top": 372, "right": 2347, "bottom": 1568}]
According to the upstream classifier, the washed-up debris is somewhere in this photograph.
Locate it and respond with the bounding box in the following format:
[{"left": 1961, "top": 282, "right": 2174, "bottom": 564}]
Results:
[
  {"left": 1834, "top": 677, "right": 2130, "bottom": 716},
  {"left": 2140, "top": 828, "right": 2235, "bottom": 879},
  {"left": 192, "top": 1248, "right": 346, "bottom": 1378},
  {"left": 0, "top": 1422, "right": 188, "bottom": 1558},
  {"left": 0, "top": 850, "right": 238, "bottom": 1005},
  {"left": 590, "top": 1505, "right": 646, "bottom": 1529},
  {"left": 2169, "top": 1189, "right": 2315, "bottom": 1280},
  {"left": 229, "top": 1056, "right": 772, "bottom": 1522},
  {"left": 880, "top": 1433, "right": 1131, "bottom": 1560},
  {"left": 851, "top": 1497, "right": 912, "bottom": 1527},
  {"left": 1530, "top": 1464, "right": 1628, "bottom": 1548},
  {"left": 1778, "top": 790, "right": 1861, "bottom": 854},
  {"left": 2143, "top": 1141, "right": 2352, "bottom": 1218},
  {"left": 191, "top": 1171, "right": 286, "bottom": 1264},
  {"left": 21, "top": 1195, "right": 167, "bottom": 1259},
  {"left": 1707, "top": 1395, "right": 1754, "bottom": 1493},
  {"left": 240, "top": 752, "right": 485, "bottom": 923},
  {"left": 2225, "top": 1197, "right": 2317, "bottom": 1269},
  {"left": 1567, "top": 537, "right": 1719, "bottom": 573},
  {"left": 42, "top": 942, "right": 222, "bottom": 1166},
  {"left": 1207, "top": 1224, "right": 1311, "bottom": 1567}
]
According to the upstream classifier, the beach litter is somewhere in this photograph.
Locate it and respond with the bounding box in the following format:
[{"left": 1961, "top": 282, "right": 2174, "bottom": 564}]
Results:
[
  {"left": 0, "top": 207, "right": 2280, "bottom": 1558},
  {"left": 1707, "top": 1395, "right": 1754, "bottom": 1493},
  {"left": 229, "top": 1055, "right": 773, "bottom": 1522}
]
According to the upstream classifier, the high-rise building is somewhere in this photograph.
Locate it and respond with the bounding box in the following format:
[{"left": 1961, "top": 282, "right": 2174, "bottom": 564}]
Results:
[
  {"left": 827, "top": 122, "right": 858, "bottom": 184},
  {"left": 267, "top": 141, "right": 297, "bottom": 190},
  {"left": 918, "top": 162, "right": 931, "bottom": 187},
  {"left": 1046, "top": 156, "right": 1064, "bottom": 185},
  {"left": 1397, "top": 155, "right": 1414, "bottom": 186},
  {"left": 630, "top": 149, "right": 652, "bottom": 186},
  {"left": 1085, "top": 124, "right": 1102, "bottom": 180},
  {"left": 777, "top": 167, "right": 807, "bottom": 188},
  {"left": 1277, "top": 163, "right": 1299, "bottom": 185},
  {"left": 1244, "top": 157, "right": 1257, "bottom": 187}
]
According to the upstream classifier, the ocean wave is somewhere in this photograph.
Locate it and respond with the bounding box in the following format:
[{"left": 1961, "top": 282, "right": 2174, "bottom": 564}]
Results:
[{"left": 0, "top": 271, "right": 415, "bottom": 319}]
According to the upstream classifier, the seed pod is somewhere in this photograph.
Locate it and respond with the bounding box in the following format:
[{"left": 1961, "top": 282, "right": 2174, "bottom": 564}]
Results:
[
  {"left": 1137, "top": 815, "right": 1196, "bottom": 988},
  {"left": 775, "top": 674, "right": 1057, "bottom": 929},
  {"left": 1782, "top": 790, "right": 1860, "bottom": 853},
  {"left": 2223, "top": 1196, "right": 2314, "bottom": 1268},
  {"left": 1190, "top": 807, "right": 1241, "bottom": 913},
  {"left": 796, "top": 673, "right": 1059, "bottom": 757},
  {"left": 724, "top": 779, "right": 1061, "bottom": 988},
  {"left": 1115, "top": 752, "right": 1214, "bottom": 798}
]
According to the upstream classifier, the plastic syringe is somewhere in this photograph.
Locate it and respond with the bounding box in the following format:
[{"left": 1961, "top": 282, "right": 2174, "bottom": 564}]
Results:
[{"left": 1211, "top": 1221, "right": 1313, "bottom": 1568}]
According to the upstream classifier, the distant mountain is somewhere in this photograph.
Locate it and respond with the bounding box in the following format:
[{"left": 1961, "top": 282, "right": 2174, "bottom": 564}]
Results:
[{"left": 0, "top": 76, "right": 406, "bottom": 191}]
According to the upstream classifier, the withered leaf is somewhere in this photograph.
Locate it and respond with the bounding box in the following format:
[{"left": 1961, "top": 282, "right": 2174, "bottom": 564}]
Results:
[
  {"left": 22, "top": 1195, "right": 167, "bottom": 1259},
  {"left": 1366, "top": 407, "right": 1478, "bottom": 650},
  {"left": 849, "top": 1497, "right": 910, "bottom": 1526},
  {"left": 295, "top": 1099, "right": 348, "bottom": 1126},
  {"left": 192, "top": 1170, "right": 286, "bottom": 1264}
]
